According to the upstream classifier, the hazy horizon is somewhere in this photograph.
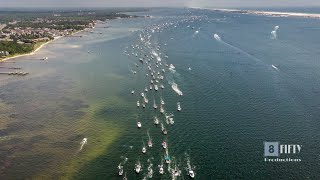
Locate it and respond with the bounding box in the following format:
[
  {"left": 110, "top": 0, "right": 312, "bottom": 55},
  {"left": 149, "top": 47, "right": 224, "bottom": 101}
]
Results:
[{"left": 1, "top": 0, "right": 320, "bottom": 8}]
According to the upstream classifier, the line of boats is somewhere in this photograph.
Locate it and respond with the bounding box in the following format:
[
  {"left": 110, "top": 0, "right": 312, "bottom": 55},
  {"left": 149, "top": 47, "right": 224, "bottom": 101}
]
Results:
[{"left": 119, "top": 22, "right": 195, "bottom": 179}]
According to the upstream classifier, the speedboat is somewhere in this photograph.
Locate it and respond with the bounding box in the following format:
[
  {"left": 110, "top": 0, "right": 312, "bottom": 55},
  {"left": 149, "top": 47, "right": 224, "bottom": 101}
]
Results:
[
  {"left": 162, "top": 129, "right": 167, "bottom": 135},
  {"left": 177, "top": 102, "right": 181, "bottom": 111},
  {"left": 144, "top": 97, "right": 148, "bottom": 104},
  {"left": 153, "top": 101, "right": 157, "bottom": 109},
  {"left": 142, "top": 104, "right": 146, "bottom": 108},
  {"left": 159, "top": 165, "right": 164, "bottom": 174},
  {"left": 135, "top": 162, "right": 142, "bottom": 173},
  {"left": 137, "top": 122, "right": 142, "bottom": 128},
  {"left": 154, "top": 85, "right": 158, "bottom": 91},
  {"left": 142, "top": 146, "right": 147, "bottom": 153},
  {"left": 172, "top": 167, "right": 181, "bottom": 177},
  {"left": 145, "top": 87, "right": 148, "bottom": 92},
  {"left": 165, "top": 156, "right": 171, "bottom": 164},
  {"left": 160, "top": 98, "right": 165, "bottom": 105},
  {"left": 188, "top": 169, "right": 195, "bottom": 178},
  {"left": 133, "top": 71, "right": 137, "bottom": 74},
  {"left": 162, "top": 141, "right": 167, "bottom": 149},
  {"left": 150, "top": 85, "right": 153, "bottom": 90},
  {"left": 131, "top": 90, "right": 135, "bottom": 94},
  {"left": 160, "top": 105, "right": 164, "bottom": 114},
  {"left": 151, "top": 80, "right": 154, "bottom": 84},
  {"left": 148, "top": 140, "right": 152, "bottom": 147},
  {"left": 154, "top": 117, "right": 159, "bottom": 125},
  {"left": 137, "top": 101, "right": 140, "bottom": 107},
  {"left": 141, "top": 93, "right": 145, "bottom": 97},
  {"left": 160, "top": 84, "right": 164, "bottom": 89},
  {"left": 118, "top": 165, "right": 124, "bottom": 176}
]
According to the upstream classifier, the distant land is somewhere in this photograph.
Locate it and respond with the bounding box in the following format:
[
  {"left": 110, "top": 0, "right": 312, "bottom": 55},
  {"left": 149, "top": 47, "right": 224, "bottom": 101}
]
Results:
[{"left": 0, "top": 8, "right": 147, "bottom": 61}]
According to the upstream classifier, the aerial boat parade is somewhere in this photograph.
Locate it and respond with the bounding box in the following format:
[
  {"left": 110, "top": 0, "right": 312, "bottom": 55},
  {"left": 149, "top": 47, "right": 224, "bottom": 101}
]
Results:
[{"left": 118, "top": 17, "right": 196, "bottom": 179}]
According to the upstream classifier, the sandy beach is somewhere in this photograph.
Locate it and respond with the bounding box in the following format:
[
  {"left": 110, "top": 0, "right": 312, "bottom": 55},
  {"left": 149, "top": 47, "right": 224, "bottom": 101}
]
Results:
[{"left": 195, "top": 7, "right": 320, "bottom": 18}]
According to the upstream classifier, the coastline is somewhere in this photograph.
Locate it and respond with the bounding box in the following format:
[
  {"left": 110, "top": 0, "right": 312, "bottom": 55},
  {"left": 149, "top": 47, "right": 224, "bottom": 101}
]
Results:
[
  {"left": 0, "top": 28, "right": 89, "bottom": 62},
  {"left": 192, "top": 7, "right": 320, "bottom": 18}
]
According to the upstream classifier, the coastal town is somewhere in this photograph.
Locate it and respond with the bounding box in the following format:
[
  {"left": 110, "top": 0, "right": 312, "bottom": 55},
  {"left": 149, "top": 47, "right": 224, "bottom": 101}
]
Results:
[{"left": 0, "top": 9, "right": 139, "bottom": 60}]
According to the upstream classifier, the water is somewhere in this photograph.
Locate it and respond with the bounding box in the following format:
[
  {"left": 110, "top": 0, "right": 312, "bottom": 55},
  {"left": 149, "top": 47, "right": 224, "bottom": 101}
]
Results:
[{"left": 1, "top": 7, "right": 320, "bottom": 179}]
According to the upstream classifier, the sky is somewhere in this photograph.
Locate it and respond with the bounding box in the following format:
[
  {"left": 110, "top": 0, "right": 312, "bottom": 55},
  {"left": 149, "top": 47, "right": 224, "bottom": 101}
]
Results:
[{"left": 1, "top": 0, "right": 320, "bottom": 8}]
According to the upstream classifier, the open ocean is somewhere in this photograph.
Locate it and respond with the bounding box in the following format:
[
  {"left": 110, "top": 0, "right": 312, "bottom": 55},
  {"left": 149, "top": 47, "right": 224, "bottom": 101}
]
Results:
[{"left": 1, "top": 7, "right": 320, "bottom": 179}]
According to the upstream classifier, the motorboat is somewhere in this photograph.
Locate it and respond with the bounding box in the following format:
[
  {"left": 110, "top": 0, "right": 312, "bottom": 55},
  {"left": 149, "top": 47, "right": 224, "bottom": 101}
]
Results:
[
  {"left": 160, "top": 84, "right": 164, "bottom": 89},
  {"left": 188, "top": 169, "right": 195, "bottom": 178},
  {"left": 137, "top": 122, "right": 142, "bottom": 128},
  {"left": 153, "top": 101, "right": 157, "bottom": 109},
  {"left": 177, "top": 102, "right": 181, "bottom": 111},
  {"left": 118, "top": 165, "right": 123, "bottom": 176},
  {"left": 154, "top": 117, "right": 159, "bottom": 125},
  {"left": 160, "top": 105, "right": 164, "bottom": 114},
  {"left": 137, "top": 101, "right": 140, "bottom": 107},
  {"left": 131, "top": 90, "right": 135, "bottom": 94},
  {"left": 142, "top": 146, "right": 147, "bottom": 153},
  {"left": 159, "top": 165, "right": 164, "bottom": 174},
  {"left": 148, "top": 140, "right": 152, "bottom": 147},
  {"left": 135, "top": 162, "right": 142, "bottom": 173},
  {"left": 142, "top": 104, "right": 146, "bottom": 108},
  {"left": 162, "top": 141, "right": 167, "bottom": 149},
  {"left": 165, "top": 155, "right": 171, "bottom": 164},
  {"left": 154, "top": 85, "right": 158, "bottom": 91},
  {"left": 150, "top": 85, "right": 153, "bottom": 90},
  {"left": 141, "top": 93, "right": 145, "bottom": 97}
]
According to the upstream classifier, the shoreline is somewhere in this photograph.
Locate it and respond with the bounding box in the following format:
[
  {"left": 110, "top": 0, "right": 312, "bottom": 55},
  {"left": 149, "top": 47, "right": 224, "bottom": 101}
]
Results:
[
  {"left": 192, "top": 7, "right": 320, "bottom": 18},
  {"left": 0, "top": 28, "right": 89, "bottom": 62}
]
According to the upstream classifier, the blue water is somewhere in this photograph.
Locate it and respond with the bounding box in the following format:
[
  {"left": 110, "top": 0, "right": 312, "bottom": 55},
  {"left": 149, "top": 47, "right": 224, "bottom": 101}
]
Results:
[{"left": 1, "top": 7, "right": 320, "bottom": 179}]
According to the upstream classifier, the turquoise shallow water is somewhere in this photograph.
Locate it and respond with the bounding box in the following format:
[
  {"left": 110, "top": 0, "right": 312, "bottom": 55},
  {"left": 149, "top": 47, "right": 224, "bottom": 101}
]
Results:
[{"left": 1, "top": 8, "right": 320, "bottom": 179}]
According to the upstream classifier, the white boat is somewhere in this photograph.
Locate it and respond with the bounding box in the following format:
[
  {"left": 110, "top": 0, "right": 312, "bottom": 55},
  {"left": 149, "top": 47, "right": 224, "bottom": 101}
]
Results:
[
  {"left": 142, "top": 104, "right": 146, "bottom": 108},
  {"left": 148, "top": 140, "right": 152, "bottom": 147},
  {"left": 159, "top": 165, "right": 164, "bottom": 174},
  {"left": 162, "top": 141, "right": 167, "bottom": 149},
  {"left": 142, "top": 146, "right": 147, "bottom": 153},
  {"left": 150, "top": 85, "right": 153, "bottom": 90},
  {"left": 160, "top": 105, "right": 164, "bottom": 114},
  {"left": 135, "top": 162, "right": 142, "bottom": 173},
  {"left": 151, "top": 80, "right": 154, "bottom": 84},
  {"left": 188, "top": 169, "right": 195, "bottom": 178},
  {"left": 154, "top": 85, "right": 158, "bottom": 91},
  {"left": 153, "top": 101, "right": 157, "bottom": 109},
  {"left": 137, "top": 122, "right": 142, "bottom": 128},
  {"left": 162, "top": 69, "right": 165, "bottom": 73},
  {"left": 161, "top": 124, "right": 167, "bottom": 135},
  {"left": 145, "top": 87, "right": 148, "bottom": 92},
  {"left": 144, "top": 96, "right": 149, "bottom": 104},
  {"left": 133, "top": 71, "right": 137, "bottom": 74},
  {"left": 177, "top": 102, "right": 181, "bottom": 111},
  {"left": 137, "top": 101, "right": 140, "bottom": 107},
  {"left": 118, "top": 165, "right": 124, "bottom": 176},
  {"left": 131, "top": 90, "right": 135, "bottom": 94},
  {"left": 160, "top": 84, "right": 165, "bottom": 89},
  {"left": 154, "top": 117, "right": 159, "bottom": 125},
  {"left": 172, "top": 167, "right": 181, "bottom": 177},
  {"left": 172, "top": 83, "right": 183, "bottom": 96},
  {"left": 141, "top": 93, "right": 145, "bottom": 97},
  {"left": 160, "top": 98, "right": 165, "bottom": 105}
]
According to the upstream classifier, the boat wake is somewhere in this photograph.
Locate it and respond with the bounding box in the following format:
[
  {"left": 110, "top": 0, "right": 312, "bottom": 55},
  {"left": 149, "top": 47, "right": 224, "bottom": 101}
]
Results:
[{"left": 213, "top": 33, "right": 262, "bottom": 63}]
